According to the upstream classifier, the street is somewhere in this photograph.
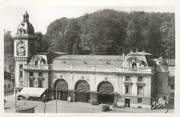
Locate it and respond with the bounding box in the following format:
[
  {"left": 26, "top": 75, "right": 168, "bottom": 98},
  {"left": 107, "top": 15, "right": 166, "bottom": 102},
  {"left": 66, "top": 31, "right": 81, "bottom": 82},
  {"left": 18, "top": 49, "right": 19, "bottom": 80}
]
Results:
[{"left": 4, "top": 94, "right": 174, "bottom": 113}]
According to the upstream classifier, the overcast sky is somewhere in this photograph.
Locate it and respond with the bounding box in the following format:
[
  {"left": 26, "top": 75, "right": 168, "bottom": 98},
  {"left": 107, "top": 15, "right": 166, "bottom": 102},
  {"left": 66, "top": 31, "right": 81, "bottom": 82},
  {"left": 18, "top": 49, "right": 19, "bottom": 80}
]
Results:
[{"left": 2, "top": 0, "right": 176, "bottom": 35}]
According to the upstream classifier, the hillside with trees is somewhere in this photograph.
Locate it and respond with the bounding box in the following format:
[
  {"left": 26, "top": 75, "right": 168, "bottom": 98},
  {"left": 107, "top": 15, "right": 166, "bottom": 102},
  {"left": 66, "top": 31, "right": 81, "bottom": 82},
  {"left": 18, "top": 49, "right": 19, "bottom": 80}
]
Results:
[{"left": 42, "top": 9, "right": 175, "bottom": 59}]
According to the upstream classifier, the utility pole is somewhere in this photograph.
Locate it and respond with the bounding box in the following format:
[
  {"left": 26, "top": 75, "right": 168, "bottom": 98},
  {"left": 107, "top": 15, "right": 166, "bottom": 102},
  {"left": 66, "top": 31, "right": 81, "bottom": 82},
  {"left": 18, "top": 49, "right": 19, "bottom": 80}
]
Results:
[{"left": 42, "top": 95, "right": 46, "bottom": 113}]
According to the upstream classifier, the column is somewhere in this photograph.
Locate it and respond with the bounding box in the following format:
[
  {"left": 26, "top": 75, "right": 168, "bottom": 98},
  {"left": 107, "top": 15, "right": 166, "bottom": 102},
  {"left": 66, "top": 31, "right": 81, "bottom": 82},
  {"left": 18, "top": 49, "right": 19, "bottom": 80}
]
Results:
[{"left": 89, "top": 92, "right": 98, "bottom": 104}]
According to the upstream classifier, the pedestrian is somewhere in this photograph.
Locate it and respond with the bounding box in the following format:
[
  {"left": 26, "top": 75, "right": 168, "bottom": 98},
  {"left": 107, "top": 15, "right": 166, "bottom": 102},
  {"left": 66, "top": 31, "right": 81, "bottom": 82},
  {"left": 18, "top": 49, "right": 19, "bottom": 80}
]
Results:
[{"left": 67, "top": 96, "right": 71, "bottom": 102}]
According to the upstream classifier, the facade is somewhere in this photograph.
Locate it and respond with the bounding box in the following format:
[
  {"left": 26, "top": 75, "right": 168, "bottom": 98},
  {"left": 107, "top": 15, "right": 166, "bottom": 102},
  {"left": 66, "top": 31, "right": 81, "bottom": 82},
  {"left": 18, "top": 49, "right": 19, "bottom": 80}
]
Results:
[
  {"left": 4, "top": 71, "right": 14, "bottom": 93},
  {"left": 4, "top": 31, "right": 15, "bottom": 94},
  {"left": 154, "top": 58, "right": 175, "bottom": 102},
  {"left": 166, "top": 59, "right": 175, "bottom": 102},
  {"left": 51, "top": 54, "right": 154, "bottom": 109},
  {"left": 13, "top": 12, "right": 171, "bottom": 109}
]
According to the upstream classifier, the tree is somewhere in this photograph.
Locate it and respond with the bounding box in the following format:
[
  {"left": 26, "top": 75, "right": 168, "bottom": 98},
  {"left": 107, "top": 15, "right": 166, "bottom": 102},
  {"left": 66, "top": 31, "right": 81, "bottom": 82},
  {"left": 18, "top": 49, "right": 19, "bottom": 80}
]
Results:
[
  {"left": 147, "top": 14, "right": 164, "bottom": 58},
  {"left": 64, "top": 19, "right": 81, "bottom": 54},
  {"left": 126, "top": 12, "right": 150, "bottom": 52},
  {"left": 79, "top": 9, "right": 127, "bottom": 55},
  {"left": 160, "top": 14, "right": 175, "bottom": 58},
  {"left": 46, "top": 18, "right": 68, "bottom": 52}
]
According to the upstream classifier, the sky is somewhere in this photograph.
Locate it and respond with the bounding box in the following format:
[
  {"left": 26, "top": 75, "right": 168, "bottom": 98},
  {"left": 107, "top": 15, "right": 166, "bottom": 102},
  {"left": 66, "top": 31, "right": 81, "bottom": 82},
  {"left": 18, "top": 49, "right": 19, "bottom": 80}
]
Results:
[{"left": 1, "top": 0, "right": 177, "bottom": 35}]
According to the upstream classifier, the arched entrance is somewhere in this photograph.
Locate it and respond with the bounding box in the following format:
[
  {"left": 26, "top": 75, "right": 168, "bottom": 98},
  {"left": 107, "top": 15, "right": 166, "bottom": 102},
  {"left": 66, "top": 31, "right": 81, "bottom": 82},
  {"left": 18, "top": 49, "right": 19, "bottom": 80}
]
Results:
[
  {"left": 54, "top": 79, "right": 68, "bottom": 101},
  {"left": 75, "top": 80, "right": 90, "bottom": 102},
  {"left": 97, "top": 81, "right": 114, "bottom": 104}
]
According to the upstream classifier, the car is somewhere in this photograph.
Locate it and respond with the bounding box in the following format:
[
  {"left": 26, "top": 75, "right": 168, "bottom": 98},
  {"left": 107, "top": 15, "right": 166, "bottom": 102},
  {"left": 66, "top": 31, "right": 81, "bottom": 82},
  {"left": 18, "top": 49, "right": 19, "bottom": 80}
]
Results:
[{"left": 17, "top": 95, "right": 26, "bottom": 100}]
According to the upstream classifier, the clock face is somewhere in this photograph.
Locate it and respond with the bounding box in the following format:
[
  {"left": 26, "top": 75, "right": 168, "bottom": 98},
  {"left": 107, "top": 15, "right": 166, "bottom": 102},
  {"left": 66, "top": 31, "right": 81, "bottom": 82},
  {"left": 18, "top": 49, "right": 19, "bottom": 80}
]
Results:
[{"left": 16, "top": 40, "right": 26, "bottom": 56}]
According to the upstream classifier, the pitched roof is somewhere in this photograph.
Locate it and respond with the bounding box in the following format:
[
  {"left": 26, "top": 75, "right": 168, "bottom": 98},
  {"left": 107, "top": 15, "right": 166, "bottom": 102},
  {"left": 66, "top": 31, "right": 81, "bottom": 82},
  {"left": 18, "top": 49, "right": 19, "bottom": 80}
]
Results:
[
  {"left": 54, "top": 55, "right": 124, "bottom": 61},
  {"left": 53, "top": 55, "right": 124, "bottom": 68}
]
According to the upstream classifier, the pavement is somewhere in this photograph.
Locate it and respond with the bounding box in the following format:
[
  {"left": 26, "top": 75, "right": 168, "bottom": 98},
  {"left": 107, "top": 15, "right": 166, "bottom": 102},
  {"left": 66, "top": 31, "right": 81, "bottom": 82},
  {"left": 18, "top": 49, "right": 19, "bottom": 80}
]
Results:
[{"left": 4, "top": 94, "right": 174, "bottom": 113}]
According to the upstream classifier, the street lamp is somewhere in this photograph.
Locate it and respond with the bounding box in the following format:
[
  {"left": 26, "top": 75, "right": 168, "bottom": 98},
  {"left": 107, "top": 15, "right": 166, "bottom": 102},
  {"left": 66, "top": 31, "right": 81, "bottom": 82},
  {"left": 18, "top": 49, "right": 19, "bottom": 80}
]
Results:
[
  {"left": 14, "top": 84, "right": 17, "bottom": 112},
  {"left": 42, "top": 95, "right": 47, "bottom": 113},
  {"left": 56, "top": 88, "right": 58, "bottom": 113}
]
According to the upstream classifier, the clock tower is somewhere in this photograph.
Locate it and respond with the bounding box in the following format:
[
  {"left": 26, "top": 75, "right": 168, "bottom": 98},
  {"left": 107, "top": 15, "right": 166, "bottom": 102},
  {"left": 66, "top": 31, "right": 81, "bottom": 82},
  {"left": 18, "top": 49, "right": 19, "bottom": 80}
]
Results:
[{"left": 14, "top": 11, "right": 37, "bottom": 88}]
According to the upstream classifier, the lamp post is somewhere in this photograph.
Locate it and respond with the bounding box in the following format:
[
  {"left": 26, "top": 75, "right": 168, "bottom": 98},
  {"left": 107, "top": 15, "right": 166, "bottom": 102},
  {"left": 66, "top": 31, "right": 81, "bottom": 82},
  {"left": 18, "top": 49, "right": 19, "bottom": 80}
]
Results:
[
  {"left": 42, "top": 95, "right": 47, "bottom": 113},
  {"left": 14, "top": 84, "right": 17, "bottom": 112},
  {"left": 56, "top": 88, "right": 58, "bottom": 113}
]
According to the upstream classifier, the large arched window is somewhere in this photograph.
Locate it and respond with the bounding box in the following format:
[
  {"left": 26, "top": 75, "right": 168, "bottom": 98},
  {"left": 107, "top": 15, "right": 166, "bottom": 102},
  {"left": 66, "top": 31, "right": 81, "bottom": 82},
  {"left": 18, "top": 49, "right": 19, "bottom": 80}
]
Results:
[
  {"left": 97, "top": 81, "right": 114, "bottom": 93},
  {"left": 75, "top": 80, "right": 90, "bottom": 92}
]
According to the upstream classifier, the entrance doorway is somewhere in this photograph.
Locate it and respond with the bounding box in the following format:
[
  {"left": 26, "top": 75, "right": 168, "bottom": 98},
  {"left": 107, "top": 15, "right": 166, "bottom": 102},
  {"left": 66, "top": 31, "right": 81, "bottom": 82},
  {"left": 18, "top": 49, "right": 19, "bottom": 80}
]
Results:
[
  {"left": 97, "top": 81, "right": 114, "bottom": 104},
  {"left": 56, "top": 90, "right": 68, "bottom": 101},
  {"left": 125, "top": 98, "right": 130, "bottom": 107},
  {"left": 98, "top": 93, "right": 114, "bottom": 104},
  {"left": 75, "top": 80, "right": 90, "bottom": 102},
  {"left": 76, "top": 92, "right": 89, "bottom": 102},
  {"left": 54, "top": 79, "right": 68, "bottom": 101}
]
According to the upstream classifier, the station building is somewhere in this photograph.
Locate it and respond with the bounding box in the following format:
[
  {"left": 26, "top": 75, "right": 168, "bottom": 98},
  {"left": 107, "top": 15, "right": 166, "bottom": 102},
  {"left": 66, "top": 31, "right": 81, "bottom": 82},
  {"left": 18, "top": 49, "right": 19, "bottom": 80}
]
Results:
[{"left": 13, "top": 12, "right": 170, "bottom": 109}]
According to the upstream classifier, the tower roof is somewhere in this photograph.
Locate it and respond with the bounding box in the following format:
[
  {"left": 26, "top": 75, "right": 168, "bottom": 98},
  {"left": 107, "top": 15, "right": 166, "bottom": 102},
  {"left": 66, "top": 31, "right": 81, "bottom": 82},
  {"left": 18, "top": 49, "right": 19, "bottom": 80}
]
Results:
[
  {"left": 16, "top": 11, "right": 34, "bottom": 35},
  {"left": 23, "top": 11, "right": 29, "bottom": 22}
]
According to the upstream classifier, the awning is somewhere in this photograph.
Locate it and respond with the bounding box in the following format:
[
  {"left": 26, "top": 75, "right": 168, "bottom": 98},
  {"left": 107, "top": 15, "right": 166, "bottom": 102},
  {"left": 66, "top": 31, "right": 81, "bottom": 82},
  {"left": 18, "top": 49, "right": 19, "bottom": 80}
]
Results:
[{"left": 17, "top": 87, "right": 47, "bottom": 98}]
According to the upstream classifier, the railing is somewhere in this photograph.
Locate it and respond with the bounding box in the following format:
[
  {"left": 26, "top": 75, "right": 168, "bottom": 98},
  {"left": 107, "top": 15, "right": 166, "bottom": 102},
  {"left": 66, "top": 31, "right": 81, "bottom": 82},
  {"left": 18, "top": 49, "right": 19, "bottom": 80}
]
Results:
[
  {"left": 53, "top": 65, "right": 152, "bottom": 74},
  {"left": 14, "top": 34, "right": 37, "bottom": 38},
  {"left": 24, "top": 64, "right": 49, "bottom": 70}
]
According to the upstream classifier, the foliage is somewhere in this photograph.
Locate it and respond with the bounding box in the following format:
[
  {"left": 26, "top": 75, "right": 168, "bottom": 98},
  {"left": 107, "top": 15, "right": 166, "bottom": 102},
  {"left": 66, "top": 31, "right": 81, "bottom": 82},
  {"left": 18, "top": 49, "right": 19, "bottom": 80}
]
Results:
[{"left": 44, "top": 9, "right": 175, "bottom": 58}]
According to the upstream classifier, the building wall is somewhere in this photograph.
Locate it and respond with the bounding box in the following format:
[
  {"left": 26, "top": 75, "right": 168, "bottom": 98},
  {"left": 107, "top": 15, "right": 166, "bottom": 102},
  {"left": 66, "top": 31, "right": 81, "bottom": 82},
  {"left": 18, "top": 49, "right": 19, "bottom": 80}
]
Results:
[
  {"left": 121, "top": 75, "right": 151, "bottom": 97},
  {"left": 117, "top": 75, "right": 151, "bottom": 109},
  {"left": 4, "top": 79, "right": 14, "bottom": 93},
  {"left": 53, "top": 71, "right": 121, "bottom": 92},
  {"left": 156, "top": 72, "right": 169, "bottom": 97},
  {"left": 168, "top": 65, "right": 175, "bottom": 102},
  {"left": 14, "top": 61, "right": 26, "bottom": 87},
  {"left": 24, "top": 71, "right": 49, "bottom": 88},
  {"left": 52, "top": 71, "right": 152, "bottom": 108},
  {"left": 117, "top": 96, "right": 151, "bottom": 109}
]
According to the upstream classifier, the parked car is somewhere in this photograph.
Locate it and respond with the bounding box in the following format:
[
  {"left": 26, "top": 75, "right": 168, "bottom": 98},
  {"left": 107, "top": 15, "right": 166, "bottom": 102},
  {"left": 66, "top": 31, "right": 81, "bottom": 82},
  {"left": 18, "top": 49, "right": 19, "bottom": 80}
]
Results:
[{"left": 17, "top": 95, "right": 26, "bottom": 100}]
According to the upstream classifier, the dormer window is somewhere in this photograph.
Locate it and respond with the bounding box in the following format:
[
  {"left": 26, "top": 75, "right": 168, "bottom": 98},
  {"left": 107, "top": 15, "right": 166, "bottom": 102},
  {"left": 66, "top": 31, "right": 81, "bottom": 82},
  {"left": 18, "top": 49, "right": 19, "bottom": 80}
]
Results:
[
  {"left": 140, "top": 60, "right": 146, "bottom": 67},
  {"left": 41, "top": 59, "right": 46, "bottom": 64},
  {"left": 132, "top": 62, "right": 137, "bottom": 69},
  {"left": 23, "top": 30, "right": 26, "bottom": 34},
  {"left": 35, "top": 60, "right": 38, "bottom": 66}
]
